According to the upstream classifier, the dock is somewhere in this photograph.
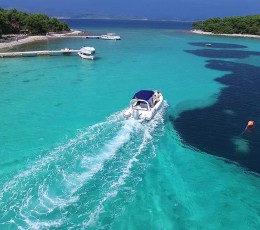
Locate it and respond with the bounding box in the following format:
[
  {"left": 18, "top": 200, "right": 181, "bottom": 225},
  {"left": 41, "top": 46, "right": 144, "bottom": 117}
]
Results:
[
  {"left": 0, "top": 49, "right": 80, "bottom": 58},
  {"left": 85, "top": 35, "right": 101, "bottom": 39}
]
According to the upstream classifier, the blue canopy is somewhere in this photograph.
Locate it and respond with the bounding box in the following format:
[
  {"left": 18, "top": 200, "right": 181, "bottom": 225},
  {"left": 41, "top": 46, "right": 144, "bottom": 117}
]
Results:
[{"left": 132, "top": 90, "right": 154, "bottom": 101}]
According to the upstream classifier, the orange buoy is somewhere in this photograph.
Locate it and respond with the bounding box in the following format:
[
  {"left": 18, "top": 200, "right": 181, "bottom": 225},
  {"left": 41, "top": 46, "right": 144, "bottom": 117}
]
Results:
[{"left": 247, "top": 121, "right": 254, "bottom": 128}]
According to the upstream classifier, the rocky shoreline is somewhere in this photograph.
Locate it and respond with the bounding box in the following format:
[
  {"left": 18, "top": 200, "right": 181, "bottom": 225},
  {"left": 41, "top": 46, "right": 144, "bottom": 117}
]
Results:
[
  {"left": 0, "top": 30, "right": 85, "bottom": 51},
  {"left": 191, "top": 29, "right": 260, "bottom": 39}
]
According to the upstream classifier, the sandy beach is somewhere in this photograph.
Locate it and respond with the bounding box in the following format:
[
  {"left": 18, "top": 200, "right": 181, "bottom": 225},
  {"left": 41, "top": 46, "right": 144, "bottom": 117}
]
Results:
[
  {"left": 0, "top": 36, "right": 47, "bottom": 50},
  {"left": 191, "top": 29, "right": 260, "bottom": 39},
  {"left": 0, "top": 30, "right": 84, "bottom": 51}
]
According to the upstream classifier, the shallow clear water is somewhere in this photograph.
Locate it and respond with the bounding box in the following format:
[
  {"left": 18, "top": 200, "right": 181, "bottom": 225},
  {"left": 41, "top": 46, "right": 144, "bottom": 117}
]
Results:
[{"left": 0, "top": 20, "right": 259, "bottom": 229}]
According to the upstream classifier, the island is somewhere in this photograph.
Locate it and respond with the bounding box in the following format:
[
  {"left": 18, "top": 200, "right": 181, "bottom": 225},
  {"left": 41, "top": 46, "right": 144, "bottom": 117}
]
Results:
[
  {"left": 0, "top": 8, "right": 70, "bottom": 37},
  {"left": 0, "top": 8, "right": 82, "bottom": 50},
  {"left": 192, "top": 15, "right": 260, "bottom": 37}
]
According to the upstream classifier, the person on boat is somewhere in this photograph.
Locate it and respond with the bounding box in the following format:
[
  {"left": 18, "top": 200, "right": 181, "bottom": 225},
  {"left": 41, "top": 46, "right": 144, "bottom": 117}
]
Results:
[{"left": 153, "top": 91, "right": 160, "bottom": 104}]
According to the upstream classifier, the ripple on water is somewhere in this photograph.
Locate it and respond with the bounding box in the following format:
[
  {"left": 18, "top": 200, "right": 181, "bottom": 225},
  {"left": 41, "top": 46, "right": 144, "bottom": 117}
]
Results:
[{"left": 0, "top": 103, "right": 167, "bottom": 229}]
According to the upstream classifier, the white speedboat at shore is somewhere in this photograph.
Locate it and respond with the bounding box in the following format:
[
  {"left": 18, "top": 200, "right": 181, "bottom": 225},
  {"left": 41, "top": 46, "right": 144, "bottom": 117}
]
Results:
[
  {"left": 78, "top": 47, "right": 95, "bottom": 60},
  {"left": 100, "top": 33, "right": 121, "bottom": 40},
  {"left": 123, "top": 90, "right": 163, "bottom": 121}
]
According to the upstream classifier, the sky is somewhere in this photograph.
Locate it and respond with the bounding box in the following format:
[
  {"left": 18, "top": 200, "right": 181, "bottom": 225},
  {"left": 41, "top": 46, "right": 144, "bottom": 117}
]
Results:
[{"left": 1, "top": 0, "right": 260, "bottom": 20}]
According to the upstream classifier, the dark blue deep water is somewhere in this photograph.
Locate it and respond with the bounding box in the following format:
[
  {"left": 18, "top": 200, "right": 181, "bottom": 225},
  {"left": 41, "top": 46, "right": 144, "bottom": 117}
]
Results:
[{"left": 172, "top": 43, "right": 260, "bottom": 173}]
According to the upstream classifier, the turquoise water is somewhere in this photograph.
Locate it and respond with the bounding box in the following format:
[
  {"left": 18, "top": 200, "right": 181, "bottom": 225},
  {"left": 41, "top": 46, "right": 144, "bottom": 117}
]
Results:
[{"left": 0, "top": 20, "right": 260, "bottom": 229}]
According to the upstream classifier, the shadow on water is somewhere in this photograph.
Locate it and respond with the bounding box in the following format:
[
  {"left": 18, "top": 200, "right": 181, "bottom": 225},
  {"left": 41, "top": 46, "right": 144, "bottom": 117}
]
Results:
[
  {"left": 71, "top": 79, "right": 84, "bottom": 85},
  {"left": 172, "top": 57, "right": 260, "bottom": 173},
  {"left": 185, "top": 49, "right": 260, "bottom": 59},
  {"left": 189, "top": 42, "right": 247, "bottom": 49},
  {"left": 55, "top": 102, "right": 63, "bottom": 107},
  {"left": 22, "top": 80, "right": 30, "bottom": 83}
]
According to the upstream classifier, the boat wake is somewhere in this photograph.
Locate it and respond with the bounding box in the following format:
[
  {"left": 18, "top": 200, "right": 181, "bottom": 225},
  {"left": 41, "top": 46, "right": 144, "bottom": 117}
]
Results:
[{"left": 0, "top": 102, "right": 167, "bottom": 229}]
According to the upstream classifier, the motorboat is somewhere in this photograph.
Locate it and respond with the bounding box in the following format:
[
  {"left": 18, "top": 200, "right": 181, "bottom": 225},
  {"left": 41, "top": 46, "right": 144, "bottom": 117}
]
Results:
[
  {"left": 100, "top": 33, "right": 121, "bottom": 40},
  {"left": 78, "top": 47, "right": 95, "bottom": 60},
  {"left": 123, "top": 90, "right": 163, "bottom": 121}
]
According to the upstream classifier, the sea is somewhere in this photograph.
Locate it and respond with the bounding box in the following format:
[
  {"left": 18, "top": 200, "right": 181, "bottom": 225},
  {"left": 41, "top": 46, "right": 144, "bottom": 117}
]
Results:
[{"left": 0, "top": 19, "right": 260, "bottom": 229}]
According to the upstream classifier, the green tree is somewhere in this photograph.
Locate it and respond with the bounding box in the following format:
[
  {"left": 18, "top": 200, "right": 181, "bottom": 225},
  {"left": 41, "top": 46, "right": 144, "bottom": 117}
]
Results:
[
  {"left": 25, "top": 14, "right": 50, "bottom": 34},
  {"left": 0, "top": 9, "right": 11, "bottom": 36},
  {"left": 192, "top": 15, "right": 260, "bottom": 35},
  {"left": 5, "top": 8, "right": 28, "bottom": 33},
  {"left": 0, "top": 8, "right": 70, "bottom": 36}
]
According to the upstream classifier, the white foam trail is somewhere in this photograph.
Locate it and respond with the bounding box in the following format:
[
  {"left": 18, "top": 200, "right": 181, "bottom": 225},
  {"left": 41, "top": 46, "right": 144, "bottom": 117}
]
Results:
[
  {"left": 84, "top": 101, "right": 167, "bottom": 227},
  {"left": 0, "top": 111, "right": 124, "bottom": 197},
  {"left": 0, "top": 112, "right": 126, "bottom": 228},
  {"left": 0, "top": 103, "right": 167, "bottom": 229},
  {"left": 64, "top": 118, "right": 142, "bottom": 196},
  {"left": 84, "top": 134, "right": 149, "bottom": 228}
]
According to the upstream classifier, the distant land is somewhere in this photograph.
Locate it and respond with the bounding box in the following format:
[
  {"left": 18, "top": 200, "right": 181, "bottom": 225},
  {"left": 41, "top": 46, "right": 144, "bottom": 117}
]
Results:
[
  {"left": 55, "top": 14, "right": 195, "bottom": 23},
  {"left": 55, "top": 13, "right": 150, "bottom": 21},
  {"left": 192, "top": 15, "right": 260, "bottom": 35}
]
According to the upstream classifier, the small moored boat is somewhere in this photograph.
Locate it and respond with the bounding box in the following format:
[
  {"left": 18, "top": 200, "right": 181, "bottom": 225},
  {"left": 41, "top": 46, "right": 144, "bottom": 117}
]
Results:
[
  {"left": 100, "top": 33, "right": 121, "bottom": 40},
  {"left": 78, "top": 47, "right": 95, "bottom": 60},
  {"left": 123, "top": 90, "right": 163, "bottom": 121}
]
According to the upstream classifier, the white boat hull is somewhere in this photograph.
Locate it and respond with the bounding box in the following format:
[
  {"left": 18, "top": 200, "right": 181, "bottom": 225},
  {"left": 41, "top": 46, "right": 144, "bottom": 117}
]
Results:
[
  {"left": 78, "top": 52, "right": 94, "bottom": 60},
  {"left": 124, "top": 93, "right": 163, "bottom": 121},
  {"left": 78, "top": 46, "right": 95, "bottom": 60},
  {"left": 100, "top": 33, "right": 121, "bottom": 40},
  {"left": 101, "top": 37, "right": 121, "bottom": 40}
]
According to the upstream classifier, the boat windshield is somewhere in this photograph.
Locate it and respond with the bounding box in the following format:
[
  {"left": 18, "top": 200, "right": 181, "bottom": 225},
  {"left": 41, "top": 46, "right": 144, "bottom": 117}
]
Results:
[
  {"left": 130, "top": 99, "right": 138, "bottom": 106},
  {"left": 131, "top": 99, "right": 149, "bottom": 111}
]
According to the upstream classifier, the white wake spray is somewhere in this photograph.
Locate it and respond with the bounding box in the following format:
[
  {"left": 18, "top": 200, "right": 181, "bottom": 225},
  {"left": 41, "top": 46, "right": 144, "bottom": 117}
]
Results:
[{"left": 0, "top": 102, "right": 167, "bottom": 229}]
